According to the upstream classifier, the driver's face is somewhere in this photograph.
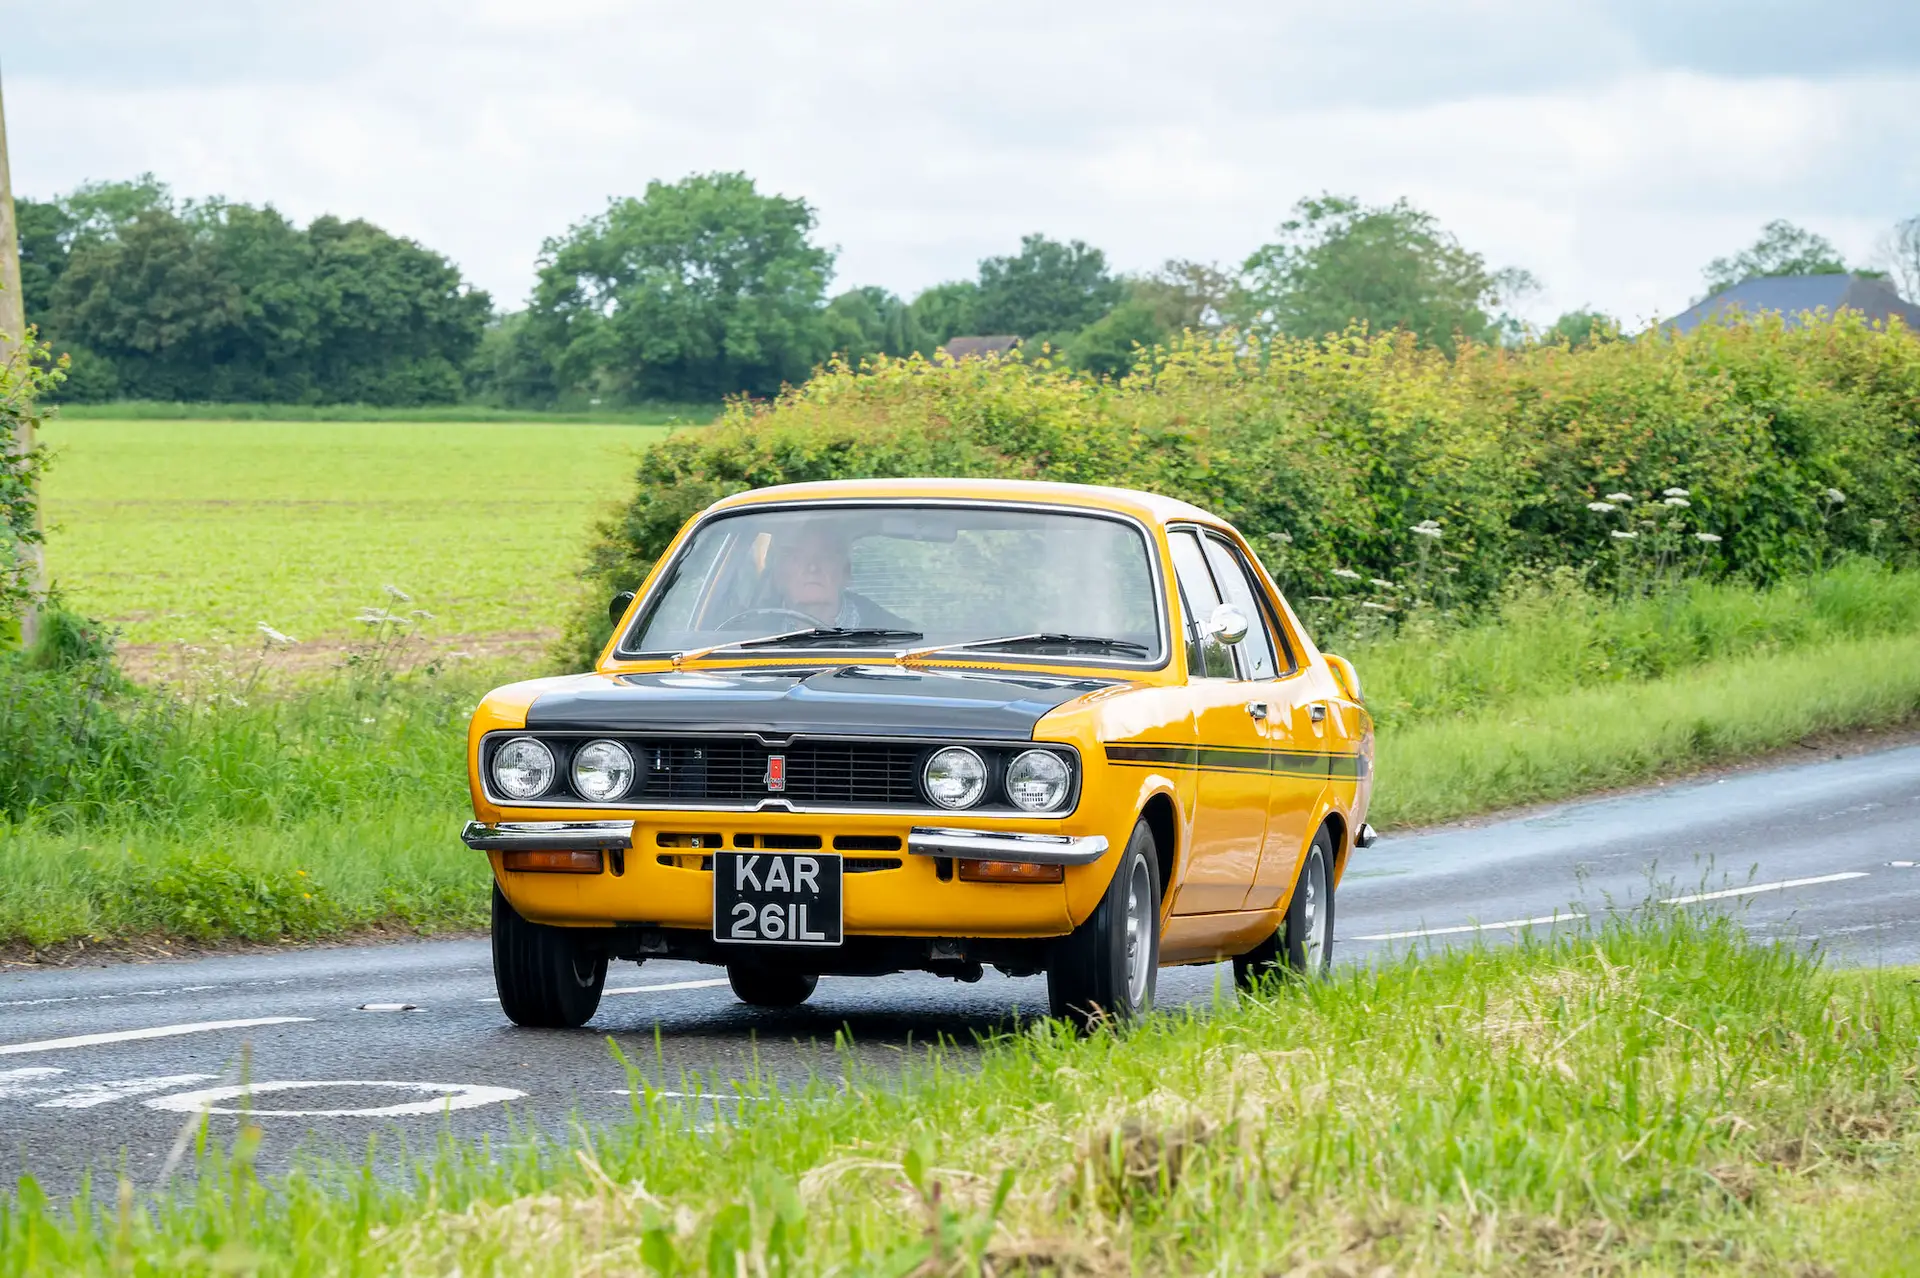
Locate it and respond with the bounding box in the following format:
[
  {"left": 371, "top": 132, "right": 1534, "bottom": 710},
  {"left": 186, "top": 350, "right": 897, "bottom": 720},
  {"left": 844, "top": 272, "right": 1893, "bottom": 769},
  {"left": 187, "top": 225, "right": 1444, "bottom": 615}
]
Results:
[{"left": 773, "top": 533, "right": 849, "bottom": 623}]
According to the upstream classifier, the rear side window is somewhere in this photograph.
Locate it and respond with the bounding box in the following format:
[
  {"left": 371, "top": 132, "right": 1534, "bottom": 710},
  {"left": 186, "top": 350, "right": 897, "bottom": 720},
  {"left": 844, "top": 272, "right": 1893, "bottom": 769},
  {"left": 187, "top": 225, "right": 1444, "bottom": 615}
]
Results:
[
  {"left": 1201, "top": 534, "right": 1285, "bottom": 679},
  {"left": 1166, "top": 530, "right": 1236, "bottom": 678}
]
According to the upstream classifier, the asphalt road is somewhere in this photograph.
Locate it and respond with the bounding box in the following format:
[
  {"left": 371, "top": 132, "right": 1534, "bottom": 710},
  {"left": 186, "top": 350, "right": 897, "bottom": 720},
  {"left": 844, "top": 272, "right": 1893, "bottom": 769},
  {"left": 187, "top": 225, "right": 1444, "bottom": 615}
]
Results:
[{"left": 6, "top": 743, "right": 1919, "bottom": 1196}]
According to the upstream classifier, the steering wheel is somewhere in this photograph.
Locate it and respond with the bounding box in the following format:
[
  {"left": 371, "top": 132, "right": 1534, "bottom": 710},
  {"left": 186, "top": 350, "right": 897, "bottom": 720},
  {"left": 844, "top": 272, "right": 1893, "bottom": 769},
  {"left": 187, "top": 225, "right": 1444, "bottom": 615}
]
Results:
[{"left": 720, "top": 607, "right": 825, "bottom": 631}]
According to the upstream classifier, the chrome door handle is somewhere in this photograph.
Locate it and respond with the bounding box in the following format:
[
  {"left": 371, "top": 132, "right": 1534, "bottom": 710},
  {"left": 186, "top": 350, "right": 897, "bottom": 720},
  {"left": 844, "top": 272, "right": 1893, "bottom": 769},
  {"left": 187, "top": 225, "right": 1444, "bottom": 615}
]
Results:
[
  {"left": 1245, "top": 701, "right": 1268, "bottom": 720},
  {"left": 1309, "top": 703, "right": 1327, "bottom": 723}
]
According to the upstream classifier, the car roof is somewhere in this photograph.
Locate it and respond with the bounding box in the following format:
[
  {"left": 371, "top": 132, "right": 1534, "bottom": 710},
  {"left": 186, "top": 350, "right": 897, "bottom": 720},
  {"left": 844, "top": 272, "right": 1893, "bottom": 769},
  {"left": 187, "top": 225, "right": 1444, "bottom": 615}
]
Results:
[{"left": 706, "top": 477, "right": 1225, "bottom": 528}]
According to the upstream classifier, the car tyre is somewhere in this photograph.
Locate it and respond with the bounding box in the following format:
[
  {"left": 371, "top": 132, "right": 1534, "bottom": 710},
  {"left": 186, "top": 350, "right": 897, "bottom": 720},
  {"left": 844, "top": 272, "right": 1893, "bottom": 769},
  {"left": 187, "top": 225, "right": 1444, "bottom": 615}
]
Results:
[
  {"left": 491, "top": 884, "right": 607, "bottom": 1028},
  {"left": 1234, "top": 824, "right": 1336, "bottom": 990},
  {"left": 1047, "top": 818, "right": 1161, "bottom": 1030},
  {"left": 727, "top": 964, "right": 819, "bottom": 1008}
]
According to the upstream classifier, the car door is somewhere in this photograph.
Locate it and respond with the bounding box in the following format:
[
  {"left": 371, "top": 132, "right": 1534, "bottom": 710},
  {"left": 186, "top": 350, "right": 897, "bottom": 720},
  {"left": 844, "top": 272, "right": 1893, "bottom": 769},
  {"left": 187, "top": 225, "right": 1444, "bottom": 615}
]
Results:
[
  {"left": 1198, "top": 532, "right": 1328, "bottom": 913},
  {"left": 1164, "top": 528, "right": 1271, "bottom": 915}
]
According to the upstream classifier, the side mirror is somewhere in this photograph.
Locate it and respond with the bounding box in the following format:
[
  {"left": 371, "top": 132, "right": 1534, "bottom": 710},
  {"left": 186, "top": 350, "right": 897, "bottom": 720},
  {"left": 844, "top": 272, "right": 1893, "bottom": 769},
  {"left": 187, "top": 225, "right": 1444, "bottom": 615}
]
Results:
[
  {"left": 1206, "top": 603, "right": 1249, "bottom": 646},
  {"left": 608, "top": 591, "right": 637, "bottom": 628},
  {"left": 1324, "top": 653, "right": 1363, "bottom": 703}
]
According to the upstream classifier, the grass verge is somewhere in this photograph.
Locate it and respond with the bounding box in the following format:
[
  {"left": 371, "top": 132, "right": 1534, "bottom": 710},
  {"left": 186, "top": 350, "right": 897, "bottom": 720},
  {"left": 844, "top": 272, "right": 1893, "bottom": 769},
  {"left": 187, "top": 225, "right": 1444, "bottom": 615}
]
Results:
[
  {"left": 4, "top": 914, "right": 1916, "bottom": 1274},
  {"left": 51, "top": 401, "right": 720, "bottom": 425}
]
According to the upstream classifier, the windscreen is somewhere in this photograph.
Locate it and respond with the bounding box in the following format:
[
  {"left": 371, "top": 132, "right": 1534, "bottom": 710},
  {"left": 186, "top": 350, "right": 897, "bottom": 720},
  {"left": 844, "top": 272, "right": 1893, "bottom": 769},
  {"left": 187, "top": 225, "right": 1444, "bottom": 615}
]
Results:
[{"left": 625, "top": 504, "right": 1164, "bottom": 661}]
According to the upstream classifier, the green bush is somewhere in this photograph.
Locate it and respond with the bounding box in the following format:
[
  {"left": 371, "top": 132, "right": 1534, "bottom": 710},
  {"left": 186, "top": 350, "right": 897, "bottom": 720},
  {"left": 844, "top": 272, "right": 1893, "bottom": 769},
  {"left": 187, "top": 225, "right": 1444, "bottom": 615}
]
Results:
[{"left": 571, "top": 312, "right": 1920, "bottom": 663}]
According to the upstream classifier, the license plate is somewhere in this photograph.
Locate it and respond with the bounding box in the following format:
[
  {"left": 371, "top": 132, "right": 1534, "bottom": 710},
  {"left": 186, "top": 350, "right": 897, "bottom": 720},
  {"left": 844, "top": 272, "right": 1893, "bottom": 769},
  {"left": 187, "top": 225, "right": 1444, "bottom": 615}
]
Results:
[{"left": 713, "top": 852, "right": 843, "bottom": 947}]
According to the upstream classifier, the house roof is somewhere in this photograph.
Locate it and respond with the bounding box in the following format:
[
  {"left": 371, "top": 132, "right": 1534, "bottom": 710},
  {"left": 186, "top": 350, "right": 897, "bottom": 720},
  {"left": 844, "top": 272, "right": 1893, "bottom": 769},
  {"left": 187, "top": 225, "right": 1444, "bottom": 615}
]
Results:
[
  {"left": 938, "top": 335, "right": 1022, "bottom": 361},
  {"left": 1667, "top": 273, "right": 1920, "bottom": 334}
]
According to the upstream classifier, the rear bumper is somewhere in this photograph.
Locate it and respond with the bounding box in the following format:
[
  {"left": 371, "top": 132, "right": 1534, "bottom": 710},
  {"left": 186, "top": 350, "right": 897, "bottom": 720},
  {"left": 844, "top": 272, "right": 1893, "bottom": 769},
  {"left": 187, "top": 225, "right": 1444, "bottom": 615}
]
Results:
[{"left": 461, "top": 821, "right": 635, "bottom": 853}]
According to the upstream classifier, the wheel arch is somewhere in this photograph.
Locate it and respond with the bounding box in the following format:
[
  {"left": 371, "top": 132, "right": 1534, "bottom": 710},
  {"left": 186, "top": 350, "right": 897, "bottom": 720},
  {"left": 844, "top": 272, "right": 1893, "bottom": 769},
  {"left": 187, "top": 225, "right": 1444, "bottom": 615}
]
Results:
[{"left": 1139, "top": 789, "right": 1178, "bottom": 905}]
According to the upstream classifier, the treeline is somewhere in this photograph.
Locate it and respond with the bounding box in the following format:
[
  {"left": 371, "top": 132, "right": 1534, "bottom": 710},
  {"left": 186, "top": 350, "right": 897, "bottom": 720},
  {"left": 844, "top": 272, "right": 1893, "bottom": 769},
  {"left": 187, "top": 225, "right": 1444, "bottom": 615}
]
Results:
[
  {"left": 18, "top": 177, "right": 488, "bottom": 405},
  {"left": 18, "top": 171, "right": 1919, "bottom": 408}
]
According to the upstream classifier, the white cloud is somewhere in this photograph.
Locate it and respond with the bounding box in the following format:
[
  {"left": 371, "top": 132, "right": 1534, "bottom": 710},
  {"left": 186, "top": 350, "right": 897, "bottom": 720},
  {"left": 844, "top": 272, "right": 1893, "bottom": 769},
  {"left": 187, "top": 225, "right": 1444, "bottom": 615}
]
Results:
[{"left": 7, "top": 1, "right": 1916, "bottom": 325}]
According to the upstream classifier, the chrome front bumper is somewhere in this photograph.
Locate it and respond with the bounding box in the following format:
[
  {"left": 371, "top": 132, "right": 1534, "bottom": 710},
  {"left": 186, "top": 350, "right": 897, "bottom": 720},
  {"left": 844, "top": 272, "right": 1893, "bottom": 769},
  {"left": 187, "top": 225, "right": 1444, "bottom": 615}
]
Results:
[
  {"left": 461, "top": 821, "right": 635, "bottom": 853},
  {"left": 906, "top": 826, "right": 1110, "bottom": 866}
]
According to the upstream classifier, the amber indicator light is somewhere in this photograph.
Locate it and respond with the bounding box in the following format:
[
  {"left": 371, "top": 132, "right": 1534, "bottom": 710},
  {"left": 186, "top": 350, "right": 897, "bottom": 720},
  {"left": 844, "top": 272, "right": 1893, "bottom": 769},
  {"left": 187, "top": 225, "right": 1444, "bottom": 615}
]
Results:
[
  {"left": 956, "top": 859, "right": 1064, "bottom": 884},
  {"left": 502, "top": 849, "right": 604, "bottom": 874}
]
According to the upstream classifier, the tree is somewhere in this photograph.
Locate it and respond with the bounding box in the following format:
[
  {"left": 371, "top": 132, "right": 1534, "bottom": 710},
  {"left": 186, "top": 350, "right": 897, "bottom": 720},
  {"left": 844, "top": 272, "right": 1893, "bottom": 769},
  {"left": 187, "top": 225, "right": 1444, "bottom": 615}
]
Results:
[
  {"left": 1701, "top": 220, "right": 1848, "bottom": 296},
  {"left": 1236, "top": 195, "right": 1534, "bottom": 354},
  {"left": 528, "top": 172, "right": 833, "bottom": 402},
  {"left": 907, "top": 280, "right": 979, "bottom": 350},
  {"left": 1541, "top": 309, "right": 1618, "bottom": 348},
  {"left": 973, "top": 234, "right": 1121, "bottom": 338},
  {"left": 823, "top": 286, "right": 924, "bottom": 364},
  {"left": 1126, "top": 259, "right": 1233, "bottom": 334},
  {"left": 1881, "top": 215, "right": 1920, "bottom": 304}
]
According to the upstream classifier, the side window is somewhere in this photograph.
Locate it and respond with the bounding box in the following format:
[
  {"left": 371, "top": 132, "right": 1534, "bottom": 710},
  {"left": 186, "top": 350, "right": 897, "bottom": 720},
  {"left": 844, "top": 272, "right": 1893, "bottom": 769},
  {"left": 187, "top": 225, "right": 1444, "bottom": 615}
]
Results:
[
  {"left": 1166, "top": 530, "right": 1235, "bottom": 678},
  {"left": 1201, "top": 534, "right": 1284, "bottom": 680}
]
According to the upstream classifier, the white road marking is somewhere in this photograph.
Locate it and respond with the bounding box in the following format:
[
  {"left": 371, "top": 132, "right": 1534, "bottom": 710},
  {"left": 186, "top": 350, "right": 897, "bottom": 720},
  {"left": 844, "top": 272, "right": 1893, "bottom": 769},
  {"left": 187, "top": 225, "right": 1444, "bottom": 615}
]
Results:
[
  {"left": 146, "top": 1080, "right": 525, "bottom": 1118},
  {"left": 1349, "top": 912, "right": 1588, "bottom": 942},
  {"left": 0, "top": 984, "right": 220, "bottom": 1010},
  {"left": 1659, "top": 872, "right": 1870, "bottom": 907},
  {"left": 36, "top": 1074, "right": 218, "bottom": 1109},
  {"left": 0, "top": 1067, "right": 68, "bottom": 1097},
  {"left": 0, "top": 1017, "right": 312, "bottom": 1057},
  {"left": 602, "top": 1088, "right": 740, "bottom": 1100}
]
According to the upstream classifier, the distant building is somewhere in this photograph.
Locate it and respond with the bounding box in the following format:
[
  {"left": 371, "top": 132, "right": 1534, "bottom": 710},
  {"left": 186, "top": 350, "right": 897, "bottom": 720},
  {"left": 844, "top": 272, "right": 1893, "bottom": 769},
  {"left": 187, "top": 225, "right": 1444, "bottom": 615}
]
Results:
[
  {"left": 937, "top": 335, "right": 1022, "bottom": 361},
  {"left": 1667, "top": 274, "right": 1920, "bottom": 334}
]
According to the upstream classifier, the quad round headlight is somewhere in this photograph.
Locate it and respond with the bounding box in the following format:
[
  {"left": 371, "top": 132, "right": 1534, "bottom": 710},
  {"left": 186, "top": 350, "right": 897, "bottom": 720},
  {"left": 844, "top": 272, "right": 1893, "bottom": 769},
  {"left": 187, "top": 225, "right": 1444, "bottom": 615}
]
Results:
[
  {"left": 1006, "top": 749, "right": 1072, "bottom": 812},
  {"left": 571, "top": 739, "right": 634, "bottom": 802},
  {"left": 492, "top": 737, "right": 555, "bottom": 800},
  {"left": 924, "top": 746, "right": 987, "bottom": 809}
]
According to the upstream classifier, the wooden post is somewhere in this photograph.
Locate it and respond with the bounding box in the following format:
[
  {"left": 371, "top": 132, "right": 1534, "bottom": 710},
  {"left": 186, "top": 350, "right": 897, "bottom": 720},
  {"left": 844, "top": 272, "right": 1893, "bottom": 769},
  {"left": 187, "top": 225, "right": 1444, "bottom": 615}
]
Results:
[{"left": 0, "top": 64, "right": 42, "bottom": 649}]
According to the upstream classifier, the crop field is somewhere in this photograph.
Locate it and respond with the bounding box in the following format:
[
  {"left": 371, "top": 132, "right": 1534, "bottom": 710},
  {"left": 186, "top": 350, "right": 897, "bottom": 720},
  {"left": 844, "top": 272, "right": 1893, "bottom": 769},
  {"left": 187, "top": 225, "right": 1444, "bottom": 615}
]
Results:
[{"left": 37, "top": 418, "right": 678, "bottom": 671}]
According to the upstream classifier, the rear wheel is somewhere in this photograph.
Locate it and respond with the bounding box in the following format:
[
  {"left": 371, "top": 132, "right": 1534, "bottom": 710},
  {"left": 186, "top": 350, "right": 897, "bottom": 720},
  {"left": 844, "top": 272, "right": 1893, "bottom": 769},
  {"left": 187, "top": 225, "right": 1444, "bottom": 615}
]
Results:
[
  {"left": 1047, "top": 819, "right": 1161, "bottom": 1029},
  {"left": 1234, "top": 825, "right": 1336, "bottom": 990},
  {"left": 727, "top": 964, "right": 819, "bottom": 1008},
  {"left": 491, "top": 884, "right": 607, "bottom": 1028}
]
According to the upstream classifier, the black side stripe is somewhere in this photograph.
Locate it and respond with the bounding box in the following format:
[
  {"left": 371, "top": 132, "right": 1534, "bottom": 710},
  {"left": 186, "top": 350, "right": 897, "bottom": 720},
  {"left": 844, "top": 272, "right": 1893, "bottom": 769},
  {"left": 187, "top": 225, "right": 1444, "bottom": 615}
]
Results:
[{"left": 1106, "top": 743, "right": 1369, "bottom": 779}]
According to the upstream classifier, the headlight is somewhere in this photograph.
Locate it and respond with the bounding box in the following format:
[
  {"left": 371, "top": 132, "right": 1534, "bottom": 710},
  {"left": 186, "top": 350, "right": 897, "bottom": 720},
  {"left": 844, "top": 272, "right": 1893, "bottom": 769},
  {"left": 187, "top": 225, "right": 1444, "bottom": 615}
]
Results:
[
  {"left": 571, "top": 739, "right": 634, "bottom": 802},
  {"left": 492, "top": 737, "right": 555, "bottom": 800},
  {"left": 923, "top": 746, "right": 987, "bottom": 809},
  {"left": 1005, "top": 749, "right": 1071, "bottom": 812}
]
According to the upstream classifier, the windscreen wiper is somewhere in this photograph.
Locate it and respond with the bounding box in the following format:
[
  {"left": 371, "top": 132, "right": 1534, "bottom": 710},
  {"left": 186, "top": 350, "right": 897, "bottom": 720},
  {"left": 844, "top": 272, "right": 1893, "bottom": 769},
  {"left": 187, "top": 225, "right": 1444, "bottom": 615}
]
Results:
[
  {"left": 734, "top": 626, "right": 924, "bottom": 649},
  {"left": 905, "top": 632, "right": 1151, "bottom": 661},
  {"left": 672, "top": 626, "right": 924, "bottom": 667}
]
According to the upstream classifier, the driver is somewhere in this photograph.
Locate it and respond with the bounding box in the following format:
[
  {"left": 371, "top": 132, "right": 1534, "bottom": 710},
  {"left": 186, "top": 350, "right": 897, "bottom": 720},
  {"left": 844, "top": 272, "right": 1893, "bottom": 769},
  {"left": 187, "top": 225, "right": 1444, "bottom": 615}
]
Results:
[{"left": 767, "top": 523, "right": 913, "bottom": 629}]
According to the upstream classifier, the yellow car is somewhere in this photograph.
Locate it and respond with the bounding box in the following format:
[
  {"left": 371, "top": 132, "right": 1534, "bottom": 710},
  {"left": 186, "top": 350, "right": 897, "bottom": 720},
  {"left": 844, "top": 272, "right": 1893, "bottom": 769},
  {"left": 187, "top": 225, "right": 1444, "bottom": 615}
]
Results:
[{"left": 465, "top": 478, "right": 1374, "bottom": 1028}]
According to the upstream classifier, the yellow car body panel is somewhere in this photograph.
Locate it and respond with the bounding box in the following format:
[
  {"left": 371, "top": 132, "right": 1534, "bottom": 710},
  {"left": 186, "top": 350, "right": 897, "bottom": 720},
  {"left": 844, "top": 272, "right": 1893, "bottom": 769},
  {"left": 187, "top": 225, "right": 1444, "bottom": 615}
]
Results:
[{"left": 468, "top": 477, "right": 1373, "bottom": 969}]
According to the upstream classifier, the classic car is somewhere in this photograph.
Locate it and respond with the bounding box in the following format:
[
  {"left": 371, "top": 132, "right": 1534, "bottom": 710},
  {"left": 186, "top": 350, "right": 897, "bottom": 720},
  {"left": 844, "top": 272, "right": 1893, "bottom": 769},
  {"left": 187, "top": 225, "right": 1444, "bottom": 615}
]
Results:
[{"left": 464, "top": 478, "right": 1374, "bottom": 1028}]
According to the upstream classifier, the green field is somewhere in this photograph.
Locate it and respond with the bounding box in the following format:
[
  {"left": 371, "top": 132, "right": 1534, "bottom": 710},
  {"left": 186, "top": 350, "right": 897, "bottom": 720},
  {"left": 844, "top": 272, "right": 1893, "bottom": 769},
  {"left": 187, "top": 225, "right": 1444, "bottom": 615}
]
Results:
[{"left": 38, "top": 419, "right": 675, "bottom": 662}]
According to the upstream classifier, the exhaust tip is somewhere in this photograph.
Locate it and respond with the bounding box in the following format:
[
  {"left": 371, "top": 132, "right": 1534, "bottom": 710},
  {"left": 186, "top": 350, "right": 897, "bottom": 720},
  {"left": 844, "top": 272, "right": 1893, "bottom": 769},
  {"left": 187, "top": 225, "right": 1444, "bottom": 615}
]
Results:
[{"left": 1355, "top": 822, "right": 1379, "bottom": 849}]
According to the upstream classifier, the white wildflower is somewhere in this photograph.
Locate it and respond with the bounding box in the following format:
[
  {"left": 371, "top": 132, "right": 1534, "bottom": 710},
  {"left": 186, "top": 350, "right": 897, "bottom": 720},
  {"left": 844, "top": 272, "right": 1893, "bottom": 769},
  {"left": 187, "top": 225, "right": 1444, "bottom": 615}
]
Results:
[
  {"left": 1332, "top": 568, "right": 1363, "bottom": 580},
  {"left": 357, "top": 607, "right": 393, "bottom": 625},
  {"left": 361, "top": 716, "right": 376, "bottom": 725},
  {"left": 1611, "top": 529, "right": 1638, "bottom": 541},
  {"left": 383, "top": 584, "right": 413, "bottom": 602},
  {"left": 1306, "top": 595, "right": 1334, "bottom": 603},
  {"left": 1410, "top": 520, "right": 1443, "bottom": 539},
  {"left": 1267, "top": 531, "right": 1293, "bottom": 544},
  {"left": 410, "top": 609, "right": 435, "bottom": 621},
  {"left": 1605, "top": 492, "right": 1634, "bottom": 504},
  {"left": 1663, "top": 496, "right": 1691, "bottom": 508},
  {"left": 1360, "top": 601, "right": 1396, "bottom": 612},
  {"left": 1370, "top": 578, "right": 1396, "bottom": 590},
  {"left": 256, "top": 623, "right": 295, "bottom": 646},
  {"left": 446, "top": 650, "right": 474, "bottom": 660},
  {"left": 1663, "top": 487, "right": 1690, "bottom": 498},
  {"left": 1586, "top": 501, "right": 1616, "bottom": 513},
  {"left": 1695, "top": 532, "right": 1722, "bottom": 543},
  {"left": 1825, "top": 488, "right": 1846, "bottom": 504}
]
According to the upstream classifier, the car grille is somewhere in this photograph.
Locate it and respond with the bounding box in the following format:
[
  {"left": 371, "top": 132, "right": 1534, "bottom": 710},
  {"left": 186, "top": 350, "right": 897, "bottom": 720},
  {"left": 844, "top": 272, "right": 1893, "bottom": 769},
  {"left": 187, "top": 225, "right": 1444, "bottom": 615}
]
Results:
[{"left": 626, "top": 740, "right": 925, "bottom": 806}]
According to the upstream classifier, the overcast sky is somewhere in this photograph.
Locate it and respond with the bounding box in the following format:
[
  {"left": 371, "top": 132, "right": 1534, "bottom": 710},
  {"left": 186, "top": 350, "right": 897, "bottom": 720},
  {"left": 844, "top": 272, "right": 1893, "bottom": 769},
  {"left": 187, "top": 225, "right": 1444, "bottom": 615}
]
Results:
[{"left": 7, "top": 1, "right": 1918, "bottom": 327}]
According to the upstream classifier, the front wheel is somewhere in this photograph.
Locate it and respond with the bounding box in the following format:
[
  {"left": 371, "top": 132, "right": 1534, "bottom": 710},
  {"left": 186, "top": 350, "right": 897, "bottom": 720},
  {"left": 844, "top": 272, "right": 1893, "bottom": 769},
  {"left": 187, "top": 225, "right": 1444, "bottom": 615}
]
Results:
[
  {"left": 1047, "top": 819, "right": 1161, "bottom": 1029},
  {"left": 1234, "top": 825, "right": 1336, "bottom": 990},
  {"left": 491, "top": 884, "right": 607, "bottom": 1028}
]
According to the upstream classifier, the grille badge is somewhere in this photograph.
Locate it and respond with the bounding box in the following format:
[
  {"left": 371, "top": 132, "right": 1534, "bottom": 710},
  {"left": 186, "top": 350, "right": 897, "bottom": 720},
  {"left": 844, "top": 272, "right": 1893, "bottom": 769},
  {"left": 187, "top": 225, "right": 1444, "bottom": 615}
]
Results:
[{"left": 764, "top": 754, "right": 787, "bottom": 792}]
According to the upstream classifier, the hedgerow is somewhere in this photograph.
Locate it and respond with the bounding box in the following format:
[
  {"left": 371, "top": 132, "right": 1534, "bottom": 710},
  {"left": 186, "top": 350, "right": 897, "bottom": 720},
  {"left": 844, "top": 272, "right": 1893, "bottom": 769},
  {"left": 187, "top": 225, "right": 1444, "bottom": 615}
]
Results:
[{"left": 573, "top": 312, "right": 1920, "bottom": 659}]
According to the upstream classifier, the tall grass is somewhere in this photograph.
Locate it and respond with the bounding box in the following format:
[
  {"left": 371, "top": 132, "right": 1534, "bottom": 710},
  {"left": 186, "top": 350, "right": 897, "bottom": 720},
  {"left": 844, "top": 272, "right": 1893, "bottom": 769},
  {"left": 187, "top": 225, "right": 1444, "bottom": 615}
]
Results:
[{"left": 4, "top": 914, "right": 1915, "bottom": 1274}]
